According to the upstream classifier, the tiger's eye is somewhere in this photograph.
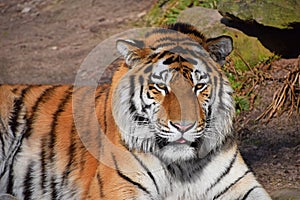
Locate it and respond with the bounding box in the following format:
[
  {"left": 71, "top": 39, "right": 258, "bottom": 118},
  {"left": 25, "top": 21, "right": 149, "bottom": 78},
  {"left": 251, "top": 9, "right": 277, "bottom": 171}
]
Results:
[
  {"left": 156, "top": 83, "right": 167, "bottom": 90},
  {"left": 195, "top": 83, "right": 205, "bottom": 90},
  {"left": 194, "top": 83, "right": 207, "bottom": 94},
  {"left": 152, "top": 83, "right": 168, "bottom": 95}
]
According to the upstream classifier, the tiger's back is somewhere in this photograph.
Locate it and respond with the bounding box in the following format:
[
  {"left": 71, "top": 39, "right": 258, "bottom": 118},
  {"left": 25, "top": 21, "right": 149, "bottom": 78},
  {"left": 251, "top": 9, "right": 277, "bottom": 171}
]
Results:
[
  {"left": 0, "top": 23, "right": 272, "bottom": 200},
  {"left": 0, "top": 85, "right": 100, "bottom": 199}
]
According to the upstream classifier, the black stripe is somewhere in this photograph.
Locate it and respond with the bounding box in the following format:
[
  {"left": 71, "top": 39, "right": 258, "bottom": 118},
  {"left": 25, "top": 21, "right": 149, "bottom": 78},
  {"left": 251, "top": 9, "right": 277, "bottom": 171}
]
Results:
[
  {"left": 241, "top": 186, "right": 261, "bottom": 200},
  {"left": 95, "top": 85, "right": 108, "bottom": 100},
  {"left": 103, "top": 87, "right": 110, "bottom": 135},
  {"left": 24, "top": 85, "right": 58, "bottom": 138},
  {"left": 9, "top": 98, "right": 24, "bottom": 136},
  {"left": 208, "top": 148, "right": 238, "bottom": 195},
  {"left": 168, "top": 46, "right": 188, "bottom": 55},
  {"left": 162, "top": 54, "right": 178, "bottom": 65},
  {"left": 218, "top": 75, "right": 225, "bottom": 110},
  {"left": 146, "top": 91, "right": 154, "bottom": 100},
  {"left": 129, "top": 75, "right": 135, "bottom": 97},
  {"left": 111, "top": 153, "right": 151, "bottom": 196},
  {"left": 211, "top": 170, "right": 251, "bottom": 200},
  {"left": 139, "top": 85, "right": 145, "bottom": 102},
  {"left": 8, "top": 86, "right": 31, "bottom": 137},
  {"left": 51, "top": 175, "right": 58, "bottom": 199},
  {"left": 206, "top": 105, "right": 212, "bottom": 124},
  {"left": 166, "top": 23, "right": 205, "bottom": 41},
  {"left": 155, "top": 36, "right": 194, "bottom": 44},
  {"left": 23, "top": 162, "right": 34, "bottom": 199},
  {"left": 199, "top": 58, "right": 212, "bottom": 73},
  {"left": 129, "top": 76, "right": 138, "bottom": 116},
  {"left": 97, "top": 172, "right": 105, "bottom": 197},
  {"left": 181, "top": 41, "right": 203, "bottom": 47},
  {"left": 139, "top": 75, "right": 144, "bottom": 86},
  {"left": 5, "top": 138, "right": 24, "bottom": 194},
  {"left": 145, "top": 28, "right": 176, "bottom": 38},
  {"left": 49, "top": 87, "right": 73, "bottom": 200},
  {"left": 0, "top": 118, "right": 6, "bottom": 156},
  {"left": 40, "top": 137, "right": 48, "bottom": 194},
  {"left": 184, "top": 57, "right": 198, "bottom": 65},
  {"left": 184, "top": 48, "right": 200, "bottom": 58},
  {"left": 152, "top": 42, "right": 176, "bottom": 49},
  {"left": 6, "top": 141, "right": 22, "bottom": 194},
  {"left": 6, "top": 86, "right": 32, "bottom": 194},
  {"left": 143, "top": 65, "right": 153, "bottom": 73},
  {"left": 61, "top": 122, "right": 77, "bottom": 188},
  {"left": 157, "top": 51, "right": 170, "bottom": 60},
  {"left": 79, "top": 145, "right": 87, "bottom": 176},
  {"left": 130, "top": 152, "right": 160, "bottom": 194},
  {"left": 48, "top": 87, "right": 72, "bottom": 154}
]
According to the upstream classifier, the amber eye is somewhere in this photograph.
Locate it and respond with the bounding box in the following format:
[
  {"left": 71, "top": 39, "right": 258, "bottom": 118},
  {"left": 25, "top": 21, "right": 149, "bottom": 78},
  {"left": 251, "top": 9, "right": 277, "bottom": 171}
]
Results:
[
  {"left": 155, "top": 83, "right": 166, "bottom": 90},
  {"left": 194, "top": 83, "right": 207, "bottom": 94},
  {"left": 153, "top": 83, "right": 168, "bottom": 95}
]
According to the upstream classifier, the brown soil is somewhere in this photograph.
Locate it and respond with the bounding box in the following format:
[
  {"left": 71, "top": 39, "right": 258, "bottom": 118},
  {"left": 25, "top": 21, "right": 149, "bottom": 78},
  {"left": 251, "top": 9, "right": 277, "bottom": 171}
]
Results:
[
  {"left": 235, "top": 58, "right": 300, "bottom": 199},
  {"left": 0, "top": 0, "right": 299, "bottom": 199},
  {"left": 0, "top": 0, "right": 154, "bottom": 84}
]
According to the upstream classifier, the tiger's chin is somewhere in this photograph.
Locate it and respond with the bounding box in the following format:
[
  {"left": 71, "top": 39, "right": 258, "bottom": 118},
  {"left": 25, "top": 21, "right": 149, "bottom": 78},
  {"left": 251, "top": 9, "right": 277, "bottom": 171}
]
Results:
[{"left": 155, "top": 143, "right": 197, "bottom": 164}]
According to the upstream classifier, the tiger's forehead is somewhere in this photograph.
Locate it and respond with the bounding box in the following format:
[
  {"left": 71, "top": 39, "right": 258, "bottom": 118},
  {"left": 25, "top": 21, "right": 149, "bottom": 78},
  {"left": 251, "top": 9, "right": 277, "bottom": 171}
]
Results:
[
  {"left": 144, "top": 28, "right": 208, "bottom": 56},
  {"left": 144, "top": 27, "right": 205, "bottom": 46},
  {"left": 150, "top": 54, "right": 210, "bottom": 84},
  {"left": 141, "top": 28, "right": 218, "bottom": 84}
]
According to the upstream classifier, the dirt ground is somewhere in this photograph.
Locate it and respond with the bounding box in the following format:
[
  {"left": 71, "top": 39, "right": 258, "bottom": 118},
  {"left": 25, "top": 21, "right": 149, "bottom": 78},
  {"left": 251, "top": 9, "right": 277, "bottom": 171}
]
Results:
[
  {"left": 0, "top": 0, "right": 299, "bottom": 199},
  {"left": 0, "top": 0, "right": 154, "bottom": 84},
  {"left": 235, "top": 58, "right": 300, "bottom": 196}
]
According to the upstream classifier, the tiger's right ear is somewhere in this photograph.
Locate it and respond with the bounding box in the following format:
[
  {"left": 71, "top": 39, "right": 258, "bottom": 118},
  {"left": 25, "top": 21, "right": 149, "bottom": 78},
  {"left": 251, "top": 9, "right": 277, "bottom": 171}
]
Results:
[{"left": 116, "top": 39, "right": 145, "bottom": 67}]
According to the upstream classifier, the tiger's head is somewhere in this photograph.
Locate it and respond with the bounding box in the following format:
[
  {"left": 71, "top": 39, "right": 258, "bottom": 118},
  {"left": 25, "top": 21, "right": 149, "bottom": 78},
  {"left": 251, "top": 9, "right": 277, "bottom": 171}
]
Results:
[{"left": 112, "top": 23, "right": 234, "bottom": 163}]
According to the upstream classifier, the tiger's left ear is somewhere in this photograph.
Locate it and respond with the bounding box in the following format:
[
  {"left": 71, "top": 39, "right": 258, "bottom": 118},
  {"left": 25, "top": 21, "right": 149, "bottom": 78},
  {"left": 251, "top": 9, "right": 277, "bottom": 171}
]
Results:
[
  {"left": 205, "top": 36, "right": 233, "bottom": 66},
  {"left": 116, "top": 39, "right": 146, "bottom": 67}
]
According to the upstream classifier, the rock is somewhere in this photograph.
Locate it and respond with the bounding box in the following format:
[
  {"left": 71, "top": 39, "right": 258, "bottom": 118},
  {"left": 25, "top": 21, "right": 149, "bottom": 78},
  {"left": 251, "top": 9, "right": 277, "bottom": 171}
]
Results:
[
  {"left": 21, "top": 7, "right": 31, "bottom": 13},
  {"left": 50, "top": 46, "right": 58, "bottom": 50},
  {"left": 177, "top": 7, "right": 274, "bottom": 70},
  {"left": 271, "top": 188, "right": 300, "bottom": 200},
  {"left": 217, "top": 0, "right": 300, "bottom": 29}
]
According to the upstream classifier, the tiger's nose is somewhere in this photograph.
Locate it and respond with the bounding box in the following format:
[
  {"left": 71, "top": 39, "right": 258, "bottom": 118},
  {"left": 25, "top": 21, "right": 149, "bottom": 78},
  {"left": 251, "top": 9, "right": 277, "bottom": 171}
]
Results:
[{"left": 170, "top": 121, "right": 195, "bottom": 132}]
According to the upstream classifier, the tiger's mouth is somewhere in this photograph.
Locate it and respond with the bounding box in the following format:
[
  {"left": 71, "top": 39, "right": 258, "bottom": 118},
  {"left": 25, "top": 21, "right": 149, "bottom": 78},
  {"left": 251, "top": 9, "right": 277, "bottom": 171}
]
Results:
[
  {"left": 170, "top": 138, "right": 198, "bottom": 148},
  {"left": 155, "top": 134, "right": 200, "bottom": 149},
  {"left": 174, "top": 138, "right": 190, "bottom": 144}
]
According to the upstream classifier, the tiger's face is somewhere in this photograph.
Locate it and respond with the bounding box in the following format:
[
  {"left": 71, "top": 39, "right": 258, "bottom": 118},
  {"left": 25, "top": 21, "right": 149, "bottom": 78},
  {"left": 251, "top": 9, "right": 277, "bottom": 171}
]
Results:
[
  {"left": 146, "top": 54, "right": 212, "bottom": 163},
  {"left": 113, "top": 24, "right": 234, "bottom": 163}
]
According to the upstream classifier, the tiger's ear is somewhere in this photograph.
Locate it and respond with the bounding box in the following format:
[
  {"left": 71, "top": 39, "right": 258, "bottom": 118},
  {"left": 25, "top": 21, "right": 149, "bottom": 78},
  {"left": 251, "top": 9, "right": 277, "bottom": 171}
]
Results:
[
  {"left": 206, "top": 36, "right": 233, "bottom": 66},
  {"left": 116, "top": 39, "right": 146, "bottom": 67}
]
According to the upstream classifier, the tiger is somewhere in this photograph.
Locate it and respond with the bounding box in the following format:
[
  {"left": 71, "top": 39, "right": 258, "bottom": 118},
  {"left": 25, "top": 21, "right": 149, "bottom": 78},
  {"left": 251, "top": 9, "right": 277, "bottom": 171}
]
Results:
[{"left": 0, "top": 23, "right": 272, "bottom": 200}]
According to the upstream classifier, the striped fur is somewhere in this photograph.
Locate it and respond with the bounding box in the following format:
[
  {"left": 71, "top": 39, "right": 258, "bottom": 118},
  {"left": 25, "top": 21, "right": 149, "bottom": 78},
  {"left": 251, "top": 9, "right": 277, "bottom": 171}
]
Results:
[{"left": 0, "top": 23, "right": 271, "bottom": 199}]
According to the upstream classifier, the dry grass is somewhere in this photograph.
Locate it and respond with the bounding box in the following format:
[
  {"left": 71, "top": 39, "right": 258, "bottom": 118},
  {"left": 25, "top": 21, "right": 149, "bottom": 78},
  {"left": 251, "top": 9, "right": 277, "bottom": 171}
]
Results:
[
  {"left": 224, "top": 57, "right": 300, "bottom": 122},
  {"left": 257, "top": 60, "right": 300, "bottom": 121}
]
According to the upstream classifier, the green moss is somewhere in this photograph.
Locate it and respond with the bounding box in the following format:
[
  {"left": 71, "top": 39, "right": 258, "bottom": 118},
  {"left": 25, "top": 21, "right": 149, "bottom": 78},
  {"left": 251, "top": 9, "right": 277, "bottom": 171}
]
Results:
[
  {"left": 225, "top": 31, "right": 274, "bottom": 72},
  {"left": 218, "top": 0, "right": 300, "bottom": 29},
  {"left": 145, "top": 0, "right": 219, "bottom": 26},
  {"left": 235, "top": 95, "right": 250, "bottom": 113}
]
